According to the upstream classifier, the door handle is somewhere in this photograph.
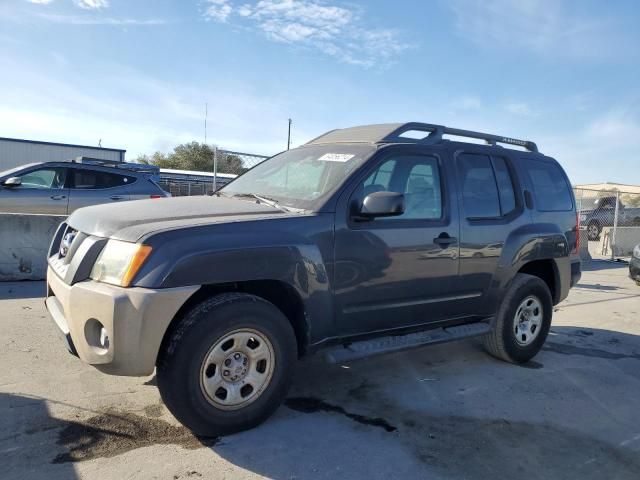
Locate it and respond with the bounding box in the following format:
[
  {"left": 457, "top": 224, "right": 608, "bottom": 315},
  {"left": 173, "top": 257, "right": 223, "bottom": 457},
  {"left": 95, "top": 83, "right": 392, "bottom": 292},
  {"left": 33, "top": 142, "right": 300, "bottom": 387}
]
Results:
[
  {"left": 434, "top": 233, "right": 457, "bottom": 246},
  {"left": 110, "top": 195, "right": 125, "bottom": 200},
  {"left": 50, "top": 195, "right": 66, "bottom": 200}
]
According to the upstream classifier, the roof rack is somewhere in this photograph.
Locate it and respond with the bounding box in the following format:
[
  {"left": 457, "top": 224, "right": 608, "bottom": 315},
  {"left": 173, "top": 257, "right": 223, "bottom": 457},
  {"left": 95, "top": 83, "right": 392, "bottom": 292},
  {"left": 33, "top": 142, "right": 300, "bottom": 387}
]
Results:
[
  {"left": 306, "top": 122, "right": 539, "bottom": 153},
  {"left": 71, "top": 156, "right": 160, "bottom": 175}
]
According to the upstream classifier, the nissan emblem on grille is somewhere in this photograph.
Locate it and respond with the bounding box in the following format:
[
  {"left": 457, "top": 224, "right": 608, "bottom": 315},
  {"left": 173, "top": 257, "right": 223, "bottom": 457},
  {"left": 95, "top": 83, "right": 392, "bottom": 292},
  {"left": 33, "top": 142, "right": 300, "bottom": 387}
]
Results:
[{"left": 60, "top": 231, "right": 76, "bottom": 257}]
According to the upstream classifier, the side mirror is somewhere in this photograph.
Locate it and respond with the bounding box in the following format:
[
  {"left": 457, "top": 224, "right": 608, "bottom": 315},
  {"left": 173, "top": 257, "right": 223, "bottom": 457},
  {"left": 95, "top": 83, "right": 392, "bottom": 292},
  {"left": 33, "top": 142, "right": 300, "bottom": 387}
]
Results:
[
  {"left": 2, "top": 177, "right": 21, "bottom": 187},
  {"left": 358, "top": 191, "right": 405, "bottom": 219}
]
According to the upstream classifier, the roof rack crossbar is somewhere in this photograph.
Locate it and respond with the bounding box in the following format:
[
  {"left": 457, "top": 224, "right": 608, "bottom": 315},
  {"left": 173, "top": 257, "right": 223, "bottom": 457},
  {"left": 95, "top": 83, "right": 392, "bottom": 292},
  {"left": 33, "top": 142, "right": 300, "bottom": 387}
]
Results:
[
  {"left": 71, "top": 156, "right": 160, "bottom": 175},
  {"left": 382, "top": 123, "right": 538, "bottom": 153}
]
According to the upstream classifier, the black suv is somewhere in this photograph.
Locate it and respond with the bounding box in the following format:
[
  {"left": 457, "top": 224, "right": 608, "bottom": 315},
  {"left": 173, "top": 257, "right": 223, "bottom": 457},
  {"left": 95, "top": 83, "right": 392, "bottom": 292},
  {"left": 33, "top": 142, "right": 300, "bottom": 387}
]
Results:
[{"left": 45, "top": 123, "right": 581, "bottom": 436}]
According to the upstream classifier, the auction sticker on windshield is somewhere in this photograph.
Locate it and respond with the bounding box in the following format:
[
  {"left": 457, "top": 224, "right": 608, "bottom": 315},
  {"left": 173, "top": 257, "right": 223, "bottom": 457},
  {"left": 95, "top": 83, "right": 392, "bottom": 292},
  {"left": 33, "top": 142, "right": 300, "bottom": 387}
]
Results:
[{"left": 318, "top": 153, "right": 355, "bottom": 162}]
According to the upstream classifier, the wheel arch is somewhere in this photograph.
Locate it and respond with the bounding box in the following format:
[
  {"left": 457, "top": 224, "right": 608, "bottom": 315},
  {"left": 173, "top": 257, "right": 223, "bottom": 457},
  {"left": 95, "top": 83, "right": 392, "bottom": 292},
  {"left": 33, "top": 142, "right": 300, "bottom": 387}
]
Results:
[
  {"left": 156, "top": 279, "right": 311, "bottom": 368},
  {"left": 517, "top": 259, "right": 560, "bottom": 304}
]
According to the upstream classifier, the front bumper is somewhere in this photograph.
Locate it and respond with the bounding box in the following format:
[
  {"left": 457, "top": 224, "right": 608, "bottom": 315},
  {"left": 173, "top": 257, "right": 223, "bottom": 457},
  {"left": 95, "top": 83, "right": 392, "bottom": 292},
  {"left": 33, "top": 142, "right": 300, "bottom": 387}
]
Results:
[
  {"left": 45, "top": 266, "right": 198, "bottom": 376},
  {"left": 630, "top": 256, "right": 640, "bottom": 283}
]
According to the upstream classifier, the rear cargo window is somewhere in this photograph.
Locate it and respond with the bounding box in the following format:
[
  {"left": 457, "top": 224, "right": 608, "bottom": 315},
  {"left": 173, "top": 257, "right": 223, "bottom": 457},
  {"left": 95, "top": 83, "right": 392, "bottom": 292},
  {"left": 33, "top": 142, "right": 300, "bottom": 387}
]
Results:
[{"left": 523, "top": 160, "right": 572, "bottom": 211}]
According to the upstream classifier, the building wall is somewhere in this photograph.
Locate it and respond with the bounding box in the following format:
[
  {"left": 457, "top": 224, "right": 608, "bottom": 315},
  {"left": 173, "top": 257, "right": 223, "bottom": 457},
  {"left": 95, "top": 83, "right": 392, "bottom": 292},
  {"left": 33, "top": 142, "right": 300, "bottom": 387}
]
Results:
[
  {"left": 574, "top": 183, "right": 640, "bottom": 194},
  {"left": 0, "top": 138, "right": 125, "bottom": 171}
]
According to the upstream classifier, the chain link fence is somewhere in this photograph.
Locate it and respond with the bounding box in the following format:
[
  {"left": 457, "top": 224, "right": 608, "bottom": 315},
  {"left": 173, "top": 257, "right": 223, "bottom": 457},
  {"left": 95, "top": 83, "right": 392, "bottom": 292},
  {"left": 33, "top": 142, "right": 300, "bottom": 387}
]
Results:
[
  {"left": 574, "top": 187, "right": 640, "bottom": 262},
  {"left": 158, "top": 149, "right": 269, "bottom": 197}
]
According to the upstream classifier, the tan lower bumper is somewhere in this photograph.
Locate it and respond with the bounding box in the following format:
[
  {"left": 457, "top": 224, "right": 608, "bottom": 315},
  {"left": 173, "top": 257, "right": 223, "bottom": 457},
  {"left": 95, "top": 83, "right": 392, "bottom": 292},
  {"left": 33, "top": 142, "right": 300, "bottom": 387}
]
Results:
[{"left": 46, "top": 266, "right": 198, "bottom": 376}]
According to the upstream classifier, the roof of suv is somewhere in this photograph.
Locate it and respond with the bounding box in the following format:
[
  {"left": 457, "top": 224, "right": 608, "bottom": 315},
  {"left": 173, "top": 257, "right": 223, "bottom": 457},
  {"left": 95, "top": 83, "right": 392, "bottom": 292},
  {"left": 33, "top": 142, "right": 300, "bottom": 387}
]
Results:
[
  {"left": 13, "top": 157, "right": 160, "bottom": 178},
  {"left": 306, "top": 122, "right": 540, "bottom": 153}
]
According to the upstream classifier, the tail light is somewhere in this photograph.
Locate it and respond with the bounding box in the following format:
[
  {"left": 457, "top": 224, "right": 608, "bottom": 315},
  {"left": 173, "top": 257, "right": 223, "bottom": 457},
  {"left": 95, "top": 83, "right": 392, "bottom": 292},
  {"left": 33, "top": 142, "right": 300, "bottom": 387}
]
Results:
[{"left": 150, "top": 195, "right": 163, "bottom": 199}]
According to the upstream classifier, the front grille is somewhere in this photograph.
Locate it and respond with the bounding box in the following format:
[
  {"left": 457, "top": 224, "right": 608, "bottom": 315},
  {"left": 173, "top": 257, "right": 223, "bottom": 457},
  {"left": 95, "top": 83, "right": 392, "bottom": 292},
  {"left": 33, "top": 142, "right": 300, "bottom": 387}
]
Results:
[
  {"left": 48, "top": 224, "right": 108, "bottom": 286},
  {"left": 48, "top": 223, "right": 86, "bottom": 280}
]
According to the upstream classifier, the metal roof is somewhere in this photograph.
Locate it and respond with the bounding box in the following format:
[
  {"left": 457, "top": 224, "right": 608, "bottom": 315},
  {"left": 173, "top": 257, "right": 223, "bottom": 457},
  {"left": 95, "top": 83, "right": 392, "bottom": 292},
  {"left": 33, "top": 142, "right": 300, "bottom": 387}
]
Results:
[{"left": 0, "top": 136, "right": 126, "bottom": 153}]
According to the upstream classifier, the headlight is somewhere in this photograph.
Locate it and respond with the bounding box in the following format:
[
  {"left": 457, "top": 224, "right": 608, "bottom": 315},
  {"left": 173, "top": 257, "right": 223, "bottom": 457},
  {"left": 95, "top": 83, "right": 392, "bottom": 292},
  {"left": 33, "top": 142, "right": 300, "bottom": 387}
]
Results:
[
  {"left": 90, "top": 240, "right": 152, "bottom": 287},
  {"left": 634, "top": 244, "right": 640, "bottom": 259}
]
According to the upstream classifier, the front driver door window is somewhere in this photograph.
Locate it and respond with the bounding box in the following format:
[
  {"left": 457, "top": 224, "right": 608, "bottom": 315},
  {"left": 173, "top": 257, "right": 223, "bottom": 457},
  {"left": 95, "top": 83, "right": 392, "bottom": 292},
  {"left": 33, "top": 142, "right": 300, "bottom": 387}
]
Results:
[{"left": 2, "top": 167, "right": 70, "bottom": 214}]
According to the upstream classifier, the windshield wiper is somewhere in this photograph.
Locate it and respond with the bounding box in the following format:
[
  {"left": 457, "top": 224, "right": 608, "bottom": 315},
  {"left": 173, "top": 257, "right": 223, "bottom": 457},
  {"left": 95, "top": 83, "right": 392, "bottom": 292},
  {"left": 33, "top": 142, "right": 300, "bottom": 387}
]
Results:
[{"left": 232, "top": 193, "right": 294, "bottom": 213}]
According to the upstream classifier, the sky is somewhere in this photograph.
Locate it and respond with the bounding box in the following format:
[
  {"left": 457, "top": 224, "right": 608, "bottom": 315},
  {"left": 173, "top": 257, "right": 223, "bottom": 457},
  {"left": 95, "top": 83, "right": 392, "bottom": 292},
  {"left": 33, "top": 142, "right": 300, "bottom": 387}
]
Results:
[{"left": 1, "top": 0, "right": 639, "bottom": 184}]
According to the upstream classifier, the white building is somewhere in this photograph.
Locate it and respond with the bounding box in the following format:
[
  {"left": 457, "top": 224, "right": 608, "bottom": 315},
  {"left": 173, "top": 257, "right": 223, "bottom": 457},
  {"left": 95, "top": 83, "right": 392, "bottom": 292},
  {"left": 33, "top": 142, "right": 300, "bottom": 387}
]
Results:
[{"left": 0, "top": 137, "right": 126, "bottom": 171}]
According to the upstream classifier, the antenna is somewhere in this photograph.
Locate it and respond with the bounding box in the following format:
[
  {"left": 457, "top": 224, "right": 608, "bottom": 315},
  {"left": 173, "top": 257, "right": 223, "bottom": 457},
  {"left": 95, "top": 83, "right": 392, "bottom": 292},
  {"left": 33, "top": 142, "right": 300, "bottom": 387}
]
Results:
[
  {"left": 98, "top": 138, "right": 102, "bottom": 148},
  {"left": 287, "top": 118, "right": 292, "bottom": 150},
  {"left": 204, "top": 103, "right": 208, "bottom": 145}
]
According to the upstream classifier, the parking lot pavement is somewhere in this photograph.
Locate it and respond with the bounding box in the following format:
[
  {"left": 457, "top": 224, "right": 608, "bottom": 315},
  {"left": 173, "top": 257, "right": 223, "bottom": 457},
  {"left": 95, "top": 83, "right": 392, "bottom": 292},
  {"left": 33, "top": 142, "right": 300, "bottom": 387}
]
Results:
[{"left": 1, "top": 263, "right": 640, "bottom": 480}]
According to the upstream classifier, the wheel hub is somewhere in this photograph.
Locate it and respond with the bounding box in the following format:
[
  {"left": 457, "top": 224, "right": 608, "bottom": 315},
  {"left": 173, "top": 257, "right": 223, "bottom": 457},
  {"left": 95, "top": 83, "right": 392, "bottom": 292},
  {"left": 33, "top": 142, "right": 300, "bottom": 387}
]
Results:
[
  {"left": 513, "top": 295, "right": 543, "bottom": 346},
  {"left": 199, "top": 328, "right": 276, "bottom": 411},
  {"left": 222, "top": 351, "right": 249, "bottom": 382}
]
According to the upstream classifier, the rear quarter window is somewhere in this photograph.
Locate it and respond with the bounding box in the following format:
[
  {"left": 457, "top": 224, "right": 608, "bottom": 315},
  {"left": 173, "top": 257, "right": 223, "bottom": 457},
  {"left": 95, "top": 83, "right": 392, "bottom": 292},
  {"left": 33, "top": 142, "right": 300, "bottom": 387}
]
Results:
[{"left": 523, "top": 159, "right": 573, "bottom": 211}]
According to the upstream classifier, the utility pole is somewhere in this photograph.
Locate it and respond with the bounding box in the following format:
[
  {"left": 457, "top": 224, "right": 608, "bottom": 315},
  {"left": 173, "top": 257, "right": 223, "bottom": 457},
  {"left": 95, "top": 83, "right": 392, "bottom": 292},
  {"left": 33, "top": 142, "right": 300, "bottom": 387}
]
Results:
[
  {"left": 204, "top": 103, "right": 208, "bottom": 144},
  {"left": 287, "top": 118, "right": 292, "bottom": 150},
  {"left": 213, "top": 146, "right": 218, "bottom": 193}
]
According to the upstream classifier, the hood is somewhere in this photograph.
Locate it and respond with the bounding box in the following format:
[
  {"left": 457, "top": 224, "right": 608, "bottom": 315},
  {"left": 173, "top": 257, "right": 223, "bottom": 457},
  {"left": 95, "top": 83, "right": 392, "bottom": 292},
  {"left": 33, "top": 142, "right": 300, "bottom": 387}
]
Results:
[{"left": 68, "top": 195, "right": 288, "bottom": 242}]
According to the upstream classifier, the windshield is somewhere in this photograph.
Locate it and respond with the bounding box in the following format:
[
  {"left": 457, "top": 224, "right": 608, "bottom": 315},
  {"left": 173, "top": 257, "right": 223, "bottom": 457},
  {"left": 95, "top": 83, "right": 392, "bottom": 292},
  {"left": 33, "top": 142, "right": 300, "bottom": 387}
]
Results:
[{"left": 221, "top": 144, "right": 375, "bottom": 210}]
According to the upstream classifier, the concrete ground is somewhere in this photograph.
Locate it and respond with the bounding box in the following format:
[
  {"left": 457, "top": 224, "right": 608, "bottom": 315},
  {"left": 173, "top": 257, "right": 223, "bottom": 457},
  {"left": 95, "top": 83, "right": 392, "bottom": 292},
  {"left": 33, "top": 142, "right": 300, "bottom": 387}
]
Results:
[{"left": 1, "top": 262, "right": 639, "bottom": 480}]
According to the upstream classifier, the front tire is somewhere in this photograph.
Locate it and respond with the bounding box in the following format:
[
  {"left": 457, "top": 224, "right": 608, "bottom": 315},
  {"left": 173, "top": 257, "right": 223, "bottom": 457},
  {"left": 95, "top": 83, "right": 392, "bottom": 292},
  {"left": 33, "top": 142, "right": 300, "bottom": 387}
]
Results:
[
  {"left": 157, "top": 293, "right": 297, "bottom": 436},
  {"left": 484, "top": 273, "right": 553, "bottom": 364}
]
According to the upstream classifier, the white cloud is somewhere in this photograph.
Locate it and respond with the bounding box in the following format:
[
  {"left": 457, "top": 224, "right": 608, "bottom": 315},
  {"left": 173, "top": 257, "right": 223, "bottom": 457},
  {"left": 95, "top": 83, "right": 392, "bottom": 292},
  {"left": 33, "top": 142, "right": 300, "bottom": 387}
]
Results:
[
  {"left": 35, "top": 13, "right": 166, "bottom": 25},
  {"left": 446, "top": 0, "right": 626, "bottom": 60},
  {"left": 205, "top": 0, "right": 232, "bottom": 22},
  {"left": 504, "top": 101, "right": 536, "bottom": 117},
  {"left": 203, "top": 0, "right": 409, "bottom": 68},
  {"left": 73, "top": 0, "right": 109, "bottom": 10},
  {"left": 0, "top": 53, "right": 306, "bottom": 158},
  {"left": 25, "top": 0, "right": 55, "bottom": 4}
]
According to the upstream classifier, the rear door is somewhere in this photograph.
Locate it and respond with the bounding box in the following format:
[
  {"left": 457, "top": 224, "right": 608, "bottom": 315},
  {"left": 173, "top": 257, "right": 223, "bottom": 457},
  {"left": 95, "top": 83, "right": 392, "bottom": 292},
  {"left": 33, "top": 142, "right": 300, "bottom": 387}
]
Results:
[
  {"left": 333, "top": 146, "right": 462, "bottom": 336},
  {"left": 454, "top": 148, "right": 527, "bottom": 314},
  {"left": 67, "top": 167, "right": 132, "bottom": 212},
  {"left": 0, "top": 166, "right": 69, "bottom": 214}
]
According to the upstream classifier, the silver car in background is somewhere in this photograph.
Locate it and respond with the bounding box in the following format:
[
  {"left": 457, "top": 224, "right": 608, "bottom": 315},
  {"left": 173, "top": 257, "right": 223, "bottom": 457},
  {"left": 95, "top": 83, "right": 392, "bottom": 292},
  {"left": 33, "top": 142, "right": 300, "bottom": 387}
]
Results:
[{"left": 0, "top": 157, "right": 168, "bottom": 214}]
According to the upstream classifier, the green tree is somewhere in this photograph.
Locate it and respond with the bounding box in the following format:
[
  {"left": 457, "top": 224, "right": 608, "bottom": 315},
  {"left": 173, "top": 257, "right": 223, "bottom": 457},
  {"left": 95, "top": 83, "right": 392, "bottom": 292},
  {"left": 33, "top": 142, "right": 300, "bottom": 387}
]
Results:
[{"left": 136, "top": 142, "right": 246, "bottom": 175}]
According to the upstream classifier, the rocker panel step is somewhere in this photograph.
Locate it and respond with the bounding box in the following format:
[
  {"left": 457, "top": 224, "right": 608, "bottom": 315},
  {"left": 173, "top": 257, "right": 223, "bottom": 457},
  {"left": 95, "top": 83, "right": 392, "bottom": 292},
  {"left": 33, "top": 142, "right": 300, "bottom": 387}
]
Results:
[{"left": 325, "top": 322, "right": 492, "bottom": 364}]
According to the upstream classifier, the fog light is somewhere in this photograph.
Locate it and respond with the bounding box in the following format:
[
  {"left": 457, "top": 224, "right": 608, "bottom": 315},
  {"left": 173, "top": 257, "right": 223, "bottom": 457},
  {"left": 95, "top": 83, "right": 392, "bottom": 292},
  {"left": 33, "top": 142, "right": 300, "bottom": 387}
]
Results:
[
  {"left": 84, "top": 318, "right": 109, "bottom": 354},
  {"left": 99, "top": 327, "right": 109, "bottom": 349}
]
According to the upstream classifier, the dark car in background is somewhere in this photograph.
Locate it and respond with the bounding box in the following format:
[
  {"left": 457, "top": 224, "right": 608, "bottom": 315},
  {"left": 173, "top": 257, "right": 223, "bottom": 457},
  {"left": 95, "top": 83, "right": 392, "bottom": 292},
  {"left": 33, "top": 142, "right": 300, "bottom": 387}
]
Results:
[
  {"left": 580, "top": 195, "right": 640, "bottom": 240},
  {"left": 0, "top": 157, "right": 168, "bottom": 215}
]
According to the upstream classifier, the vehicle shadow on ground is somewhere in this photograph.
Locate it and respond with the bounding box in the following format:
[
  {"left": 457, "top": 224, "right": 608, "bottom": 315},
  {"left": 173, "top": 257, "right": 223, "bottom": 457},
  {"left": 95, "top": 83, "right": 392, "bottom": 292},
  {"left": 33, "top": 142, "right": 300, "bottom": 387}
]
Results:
[
  {"left": 210, "top": 326, "right": 640, "bottom": 480},
  {"left": 0, "top": 281, "right": 45, "bottom": 300},
  {"left": 0, "top": 393, "right": 78, "bottom": 480}
]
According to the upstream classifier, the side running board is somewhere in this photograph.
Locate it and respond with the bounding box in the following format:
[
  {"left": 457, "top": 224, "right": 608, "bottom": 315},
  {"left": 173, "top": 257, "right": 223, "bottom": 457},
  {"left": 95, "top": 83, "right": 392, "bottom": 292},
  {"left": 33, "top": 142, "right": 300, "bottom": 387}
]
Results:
[{"left": 324, "top": 322, "right": 491, "bottom": 364}]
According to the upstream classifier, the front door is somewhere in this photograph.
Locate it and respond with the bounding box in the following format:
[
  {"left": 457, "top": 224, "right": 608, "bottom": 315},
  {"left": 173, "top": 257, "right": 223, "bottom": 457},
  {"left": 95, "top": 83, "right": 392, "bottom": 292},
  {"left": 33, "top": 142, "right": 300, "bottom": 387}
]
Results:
[
  {"left": 333, "top": 147, "right": 461, "bottom": 336},
  {"left": 0, "top": 166, "right": 69, "bottom": 214}
]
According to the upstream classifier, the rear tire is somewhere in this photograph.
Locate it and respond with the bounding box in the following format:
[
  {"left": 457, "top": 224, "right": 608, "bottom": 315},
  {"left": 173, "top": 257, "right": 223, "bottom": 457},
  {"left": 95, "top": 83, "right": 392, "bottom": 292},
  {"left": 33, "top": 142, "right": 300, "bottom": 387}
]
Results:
[
  {"left": 484, "top": 273, "right": 553, "bottom": 364},
  {"left": 587, "top": 221, "right": 601, "bottom": 241},
  {"left": 157, "top": 292, "right": 297, "bottom": 436}
]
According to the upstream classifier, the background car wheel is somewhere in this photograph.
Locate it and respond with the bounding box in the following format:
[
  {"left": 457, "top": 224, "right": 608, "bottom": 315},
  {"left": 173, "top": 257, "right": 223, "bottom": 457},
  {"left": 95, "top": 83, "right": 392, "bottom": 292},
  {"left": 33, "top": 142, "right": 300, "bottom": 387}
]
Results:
[
  {"left": 587, "top": 221, "right": 601, "bottom": 241},
  {"left": 157, "top": 292, "right": 297, "bottom": 437},
  {"left": 484, "top": 273, "right": 553, "bottom": 364}
]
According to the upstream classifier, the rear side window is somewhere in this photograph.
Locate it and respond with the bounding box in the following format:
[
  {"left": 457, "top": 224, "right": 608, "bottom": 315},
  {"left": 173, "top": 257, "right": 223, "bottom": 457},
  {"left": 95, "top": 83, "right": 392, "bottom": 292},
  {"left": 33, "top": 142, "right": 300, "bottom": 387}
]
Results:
[
  {"left": 458, "top": 153, "right": 516, "bottom": 218},
  {"left": 72, "top": 169, "right": 135, "bottom": 189},
  {"left": 523, "top": 160, "right": 572, "bottom": 211}
]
